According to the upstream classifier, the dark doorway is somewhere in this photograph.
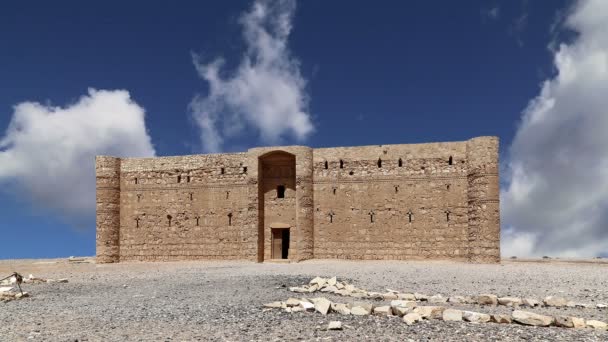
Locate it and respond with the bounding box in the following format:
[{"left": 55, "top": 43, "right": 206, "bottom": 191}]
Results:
[{"left": 272, "top": 228, "right": 290, "bottom": 259}]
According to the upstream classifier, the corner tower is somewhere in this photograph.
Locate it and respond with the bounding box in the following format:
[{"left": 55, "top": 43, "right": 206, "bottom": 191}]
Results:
[
  {"left": 95, "top": 156, "right": 121, "bottom": 263},
  {"left": 466, "top": 137, "right": 500, "bottom": 262}
]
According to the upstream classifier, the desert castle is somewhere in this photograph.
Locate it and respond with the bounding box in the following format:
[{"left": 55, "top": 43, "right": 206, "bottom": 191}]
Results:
[{"left": 96, "top": 136, "right": 499, "bottom": 263}]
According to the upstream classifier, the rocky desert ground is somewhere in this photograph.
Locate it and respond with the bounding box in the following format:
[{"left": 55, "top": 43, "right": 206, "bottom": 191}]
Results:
[{"left": 1, "top": 258, "right": 607, "bottom": 341}]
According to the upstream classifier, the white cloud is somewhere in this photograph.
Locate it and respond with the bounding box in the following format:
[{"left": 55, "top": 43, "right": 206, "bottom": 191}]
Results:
[
  {"left": 190, "top": 0, "right": 314, "bottom": 153},
  {"left": 502, "top": 0, "right": 608, "bottom": 257},
  {"left": 0, "top": 88, "right": 155, "bottom": 226}
]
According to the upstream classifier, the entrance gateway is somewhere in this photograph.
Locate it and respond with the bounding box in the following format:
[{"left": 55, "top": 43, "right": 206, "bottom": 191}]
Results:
[{"left": 271, "top": 228, "right": 290, "bottom": 259}]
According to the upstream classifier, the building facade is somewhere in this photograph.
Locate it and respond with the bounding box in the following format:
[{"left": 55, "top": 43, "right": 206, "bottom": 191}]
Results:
[{"left": 96, "top": 136, "right": 500, "bottom": 263}]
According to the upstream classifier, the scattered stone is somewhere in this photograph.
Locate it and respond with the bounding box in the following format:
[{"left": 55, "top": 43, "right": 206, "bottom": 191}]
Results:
[
  {"left": 331, "top": 303, "right": 351, "bottom": 315},
  {"left": 512, "top": 310, "right": 554, "bottom": 327},
  {"left": 429, "top": 294, "right": 448, "bottom": 303},
  {"left": 597, "top": 303, "right": 607, "bottom": 309},
  {"left": 586, "top": 320, "right": 607, "bottom": 330},
  {"left": 289, "top": 287, "right": 308, "bottom": 293},
  {"left": 390, "top": 300, "right": 417, "bottom": 309},
  {"left": 572, "top": 317, "right": 587, "bottom": 329},
  {"left": 491, "top": 314, "right": 512, "bottom": 324},
  {"left": 413, "top": 306, "right": 445, "bottom": 319},
  {"left": 392, "top": 306, "right": 411, "bottom": 317},
  {"left": 15, "top": 292, "right": 29, "bottom": 299},
  {"left": 309, "top": 277, "right": 326, "bottom": 287},
  {"left": 398, "top": 293, "right": 416, "bottom": 301},
  {"left": 327, "top": 277, "right": 337, "bottom": 287},
  {"left": 320, "top": 286, "right": 338, "bottom": 293},
  {"left": 414, "top": 293, "right": 429, "bottom": 301},
  {"left": 373, "top": 306, "right": 392, "bottom": 316},
  {"left": 350, "top": 302, "right": 373, "bottom": 316},
  {"left": 327, "top": 321, "right": 342, "bottom": 330},
  {"left": 522, "top": 298, "right": 541, "bottom": 307},
  {"left": 463, "top": 311, "right": 491, "bottom": 323},
  {"left": 497, "top": 297, "right": 522, "bottom": 307},
  {"left": 448, "top": 296, "right": 466, "bottom": 303},
  {"left": 543, "top": 296, "right": 568, "bottom": 307},
  {"left": 403, "top": 312, "right": 422, "bottom": 325},
  {"left": 477, "top": 294, "right": 498, "bottom": 306},
  {"left": 555, "top": 316, "right": 576, "bottom": 328},
  {"left": 314, "top": 298, "right": 331, "bottom": 315},
  {"left": 382, "top": 292, "right": 398, "bottom": 300},
  {"left": 300, "top": 301, "right": 315, "bottom": 311},
  {"left": 285, "top": 298, "right": 301, "bottom": 307},
  {"left": 442, "top": 309, "right": 463, "bottom": 322}
]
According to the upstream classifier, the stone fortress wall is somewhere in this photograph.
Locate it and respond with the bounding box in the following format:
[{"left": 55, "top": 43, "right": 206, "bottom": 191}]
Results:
[{"left": 96, "top": 136, "right": 500, "bottom": 263}]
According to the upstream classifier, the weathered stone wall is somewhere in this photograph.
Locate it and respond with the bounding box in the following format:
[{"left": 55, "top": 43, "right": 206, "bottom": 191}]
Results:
[
  {"left": 116, "top": 153, "right": 250, "bottom": 261},
  {"left": 312, "top": 141, "right": 471, "bottom": 260},
  {"left": 95, "top": 136, "right": 500, "bottom": 263}
]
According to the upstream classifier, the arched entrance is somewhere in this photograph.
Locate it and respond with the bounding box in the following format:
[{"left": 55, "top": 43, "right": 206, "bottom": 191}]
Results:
[{"left": 258, "top": 151, "right": 296, "bottom": 261}]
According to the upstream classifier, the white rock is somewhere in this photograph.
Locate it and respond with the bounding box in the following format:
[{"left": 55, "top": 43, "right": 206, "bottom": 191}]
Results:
[
  {"left": 442, "top": 309, "right": 463, "bottom": 322},
  {"left": 429, "top": 295, "right": 448, "bottom": 303},
  {"left": 491, "top": 314, "right": 512, "bottom": 324},
  {"left": 300, "top": 301, "right": 315, "bottom": 311},
  {"left": 543, "top": 296, "right": 568, "bottom": 307},
  {"left": 373, "top": 306, "right": 392, "bottom": 316},
  {"left": 327, "top": 277, "right": 337, "bottom": 287},
  {"left": 477, "top": 294, "right": 498, "bottom": 305},
  {"left": 289, "top": 286, "right": 308, "bottom": 293},
  {"left": 290, "top": 307, "right": 305, "bottom": 313},
  {"left": 448, "top": 296, "right": 466, "bottom": 303},
  {"left": 463, "top": 311, "right": 491, "bottom": 323},
  {"left": 572, "top": 317, "right": 586, "bottom": 329},
  {"left": 522, "top": 298, "right": 541, "bottom": 307},
  {"left": 497, "top": 297, "right": 522, "bottom": 307},
  {"left": 331, "top": 303, "right": 351, "bottom": 315},
  {"left": 314, "top": 298, "right": 332, "bottom": 315},
  {"left": 586, "top": 320, "right": 607, "bottom": 330},
  {"left": 597, "top": 303, "right": 607, "bottom": 309},
  {"left": 320, "top": 286, "right": 338, "bottom": 293},
  {"left": 413, "top": 306, "right": 445, "bottom": 319},
  {"left": 403, "top": 312, "right": 422, "bottom": 325},
  {"left": 327, "top": 321, "right": 342, "bottom": 330},
  {"left": 285, "top": 298, "right": 301, "bottom": 307},
  {"left": 351, "top": 306, "right": 371, "bottom": 316},
  {"left": 390, "top": 300, "right": 417, "bottom": 309},
  {"left": 398, "top": 293, "right": 416, "bottom": 301},
  {"left": 15, "top": 292, "right": 29, "bottom": 299},
  {"left": 392, "top": 306, "right": 411, "bottom": 317},
  {"left": 512, "top": 310, "right": 554, "bottom": 326},
  {"left": 555, "top": 316, "right": 575, "bottom": 328},
  {"left": 0, "top": 287, "right": 13, "bottom": 293},
  {"left": 382, "top": 292, "right": 398, "bottom": 300},
  {"left": 309, "top": 277, "right": 326, "bottom": 287},
  {"left": 414, "top": 293, "right": 429, "bottom": 301}
]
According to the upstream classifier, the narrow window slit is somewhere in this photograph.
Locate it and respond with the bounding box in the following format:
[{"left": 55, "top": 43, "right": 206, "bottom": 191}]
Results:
[
  {"left": 167, "top": 215, "right": 172, "bottom": 227},
  {"left": 137, "top": 194, "right": 142, "bottom": 202},
  {"left": 448, "top": 156, "right": 453, "bottom": 165},
  {"left": 189, "top": 193, "right": 193, "bottom": 201},
  {"left": 177, "top": 175, "right": 181, "bottom": 183},
  {"left": 277, "top": 185, "right": 285, "bottom": 198},
  {"left": 407, "top": 210, "right": 413, "bottom": 223},
  {"left": 187, "top": 175, "right": 191, "bottom": 183},
  {"left": 135, "top": 217, "right": 140, "bottom": 228},
  {"left": 228, "top": 212, "right": 233, "bottom": 226},
  {"left": 333, "top": 188, "right": 337, "bottom": 195},
  {"left": 398, "top": 158, "right": 403, "bottom": 167},
  {"left": 445, "top": 210, "right": 451, "bottom": 222},
  {"left": 377, "top": 159, "right": 382, "bottom": 168},
  {"left": 369, "top": 211, "right": 375, "bottom": 223},
  {"left": 328, "top": 211, "right": 334, "bottom": 223},
  {"left": 243, "top": 166, "right": 247, "bottom": 174},
  {"left": 339, "top": 160, "right": 344, "bottom": 169},
  {"left": 324, "top": 161, "right": 328, "bottom": 169},
  {"left": 226, "top": 191, "right": 230, "bottom": 199},
  {"left": 221, "top": 167, "right": 225, "bottom": 175},
  {"left": 195, "top": 216, "right": 200, "bottom": 226}
]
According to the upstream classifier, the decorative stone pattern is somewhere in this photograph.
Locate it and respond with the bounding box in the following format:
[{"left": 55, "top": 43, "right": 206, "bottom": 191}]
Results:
[{"left": 95, "top": 136, "right": 500, "bottom": 263}]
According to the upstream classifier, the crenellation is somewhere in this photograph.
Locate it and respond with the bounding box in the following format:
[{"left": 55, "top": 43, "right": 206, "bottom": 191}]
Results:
[{"left": 96, "top": 137, "right": 500, "bottom": 263}]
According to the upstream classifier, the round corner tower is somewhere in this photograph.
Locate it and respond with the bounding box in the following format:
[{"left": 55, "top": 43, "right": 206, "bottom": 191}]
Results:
[{"left": 95, "top": 156, "right": 121, "bottom": 263}]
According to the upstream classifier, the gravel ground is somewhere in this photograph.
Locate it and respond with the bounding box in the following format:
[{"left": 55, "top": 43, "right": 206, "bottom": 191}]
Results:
[{"left": 1, "top": 258, "right": 607, "bottom": 341}]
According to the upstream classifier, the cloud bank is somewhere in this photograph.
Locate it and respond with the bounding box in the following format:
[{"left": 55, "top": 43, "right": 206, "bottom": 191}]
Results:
[
  {"left": 501, "top": 0, "right": 608, "bottom": 257},
  {"left": 190, "top": 0, "right": 314, "bottom": 153},
  {"left": 0, "top": 89, "right": 155, "bottom": 226}
]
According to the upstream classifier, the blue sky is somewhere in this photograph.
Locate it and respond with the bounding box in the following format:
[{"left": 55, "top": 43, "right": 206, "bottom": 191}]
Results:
[{"left": 1, "top": 0, "right": 607, "bottom": 259}]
